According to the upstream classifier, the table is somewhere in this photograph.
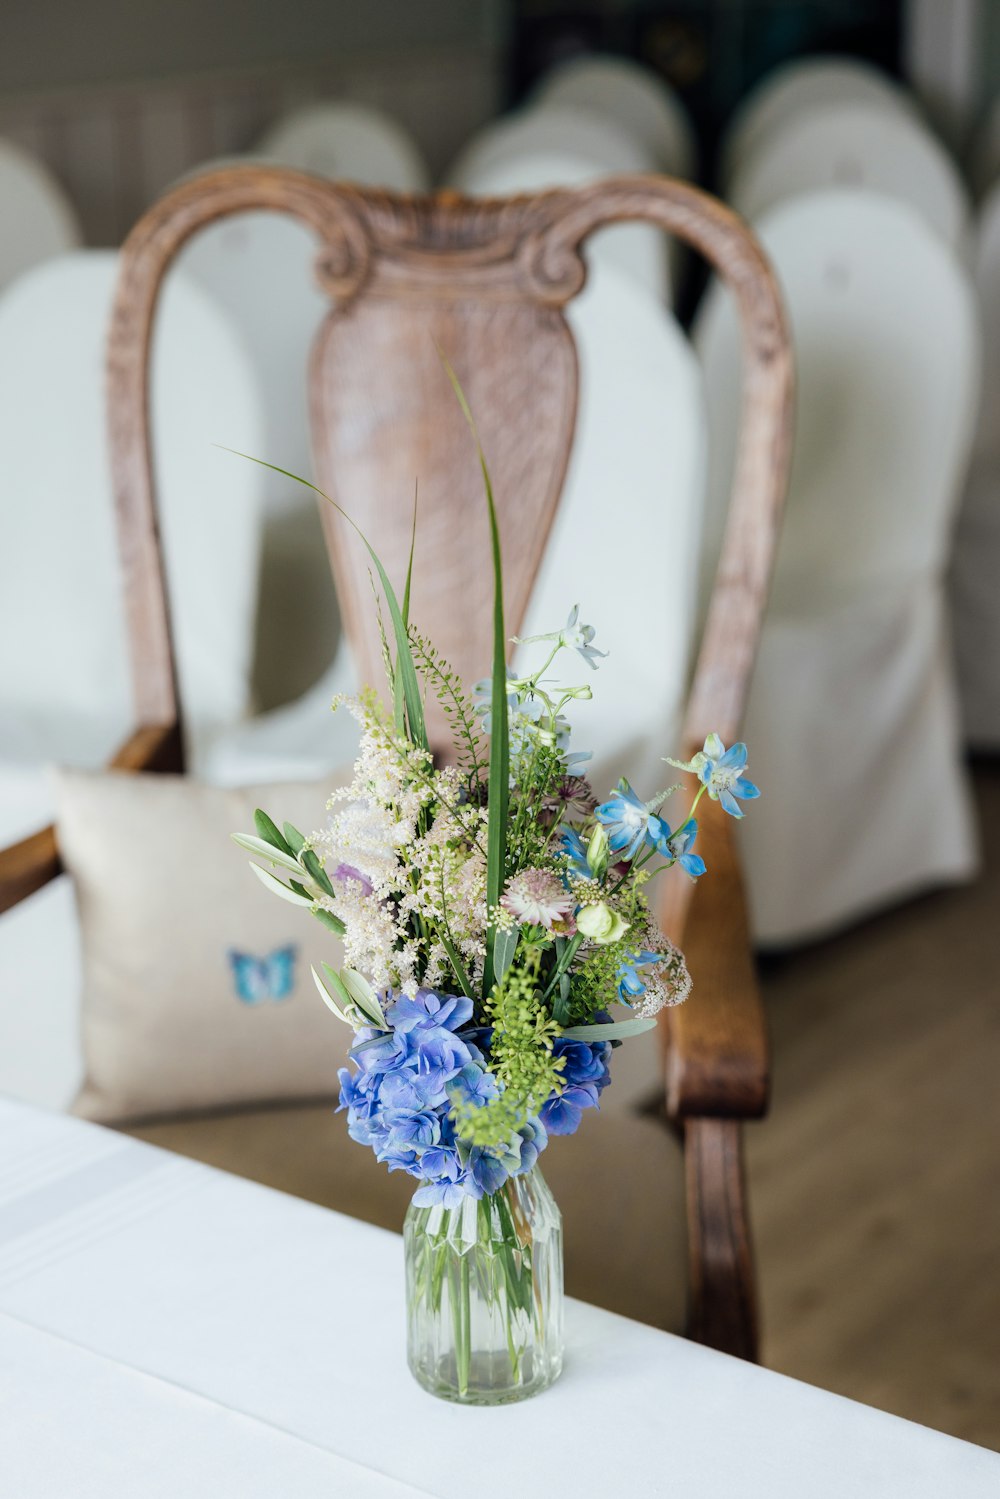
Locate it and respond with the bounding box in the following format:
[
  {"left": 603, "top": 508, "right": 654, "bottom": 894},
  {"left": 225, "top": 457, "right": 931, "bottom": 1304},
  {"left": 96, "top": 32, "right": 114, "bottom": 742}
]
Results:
[{"left": 1, "top": 1098, "right": 996, "bottom": 1497}]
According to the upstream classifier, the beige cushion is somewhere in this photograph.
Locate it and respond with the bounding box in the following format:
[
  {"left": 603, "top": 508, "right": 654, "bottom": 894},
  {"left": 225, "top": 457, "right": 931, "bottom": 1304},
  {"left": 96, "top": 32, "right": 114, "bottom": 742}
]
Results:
[
  {"left": 55, "top": 768, "right": 354, "bottom": 1123},
  {"left": 124, "top": 1103, "right": 688, "bottom": 1332}
]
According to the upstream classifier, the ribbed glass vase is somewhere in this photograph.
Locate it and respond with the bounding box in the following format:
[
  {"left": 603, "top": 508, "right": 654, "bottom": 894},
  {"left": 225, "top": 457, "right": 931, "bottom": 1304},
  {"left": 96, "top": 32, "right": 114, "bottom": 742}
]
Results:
[{"left": 403, "top": 1166, "right": 564, "bottom": 1405}]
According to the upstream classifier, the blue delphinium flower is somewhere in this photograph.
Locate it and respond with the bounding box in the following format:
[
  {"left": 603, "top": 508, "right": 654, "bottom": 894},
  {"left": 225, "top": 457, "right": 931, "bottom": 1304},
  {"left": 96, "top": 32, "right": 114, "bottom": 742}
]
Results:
[
  {"left": 651, "top": 817, "right": 706, "bottom": 878},
  {"left": 616, "top": 949, "right": 665, "bottom": 1004},
  {"left": 556, "top": 826, "right": 594, "bottom": 880},
  {"left": 472, "top": 668, "right": 523, "bottom": 736},
  {"left": 595, "top": 779, "right": 664, "bottom": 860},
  {"left": 667, "top": 734, "right": 760, "bottom": 819},
  {"left": 516, "top": 605, "right": 607, "bottom": 670}
]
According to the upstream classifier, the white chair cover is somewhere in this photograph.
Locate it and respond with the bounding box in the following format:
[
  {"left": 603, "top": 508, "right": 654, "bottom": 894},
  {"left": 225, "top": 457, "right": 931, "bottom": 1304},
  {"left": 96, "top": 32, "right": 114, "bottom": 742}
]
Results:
[
  {"left": 0, "top": 250, "right": 264, "bottom": 1108},
  {"left": 727, "top": 102, "right": 970, "bottom": 255},
  {"left": 0, "top": 250, "right": 263, "bottom": 774},
  {"left": 720, "top": 55, "right": 920, "bottom": 190},
  {"left": 532, "top": 53, "right": 695, "bottom": 179},
  {"left": 950, "top": 180, "right": 1000, "bottom": 745},
  {"left": 966, "top": 95, "right": 1000, "bottom": 201},
  {"left": 446, "top": 108, "right": 668, "bottom": 302},
  {"left": 0, "top": 139, "right": 81, "bottom": 295},
  {"left": 694, "top": 190, "right": 980, "bottom": 943},
  {"left": 255, "top": 102, "right": 430, "bottom": 191}
]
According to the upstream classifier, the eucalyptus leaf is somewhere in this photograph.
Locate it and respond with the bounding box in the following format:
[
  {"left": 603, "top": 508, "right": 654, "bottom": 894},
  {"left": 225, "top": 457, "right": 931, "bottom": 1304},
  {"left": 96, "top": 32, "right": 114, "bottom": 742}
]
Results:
[
  {"left": 339, "top": 967, "right": 387, "bottom": 1029},
  {"left": 249, "top": 862, "right": 314, "bottom": 906},
  {"left": 312, "top": 906, "right": 346, "bottom": 936},
  {"left": 300, "top": 847, "right": 335, "bottom": 898},
  {"left": 559, "top": 1017, "right": 658, "bottom": 1042},
  {"left": 283, "top": 822, "right": 306, "bottom": 856},
  {"left": 311, "top": 964, "right": 351, "bottom": 1025},
  {"left": 254, "top": 809, "right": 292, "bottom": 856},
  {"left": 493, "top": 925, "right": 519, "bottom": 981},
  {"left": 230, "top": 833, "right": 302, "bottom": 874}
]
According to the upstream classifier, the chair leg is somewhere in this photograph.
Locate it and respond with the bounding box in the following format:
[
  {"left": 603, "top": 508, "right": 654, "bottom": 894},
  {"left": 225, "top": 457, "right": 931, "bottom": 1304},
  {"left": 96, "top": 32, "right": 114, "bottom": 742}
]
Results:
[{"left": 684, "top": 1116, "right": 759, "bottom": 1361}]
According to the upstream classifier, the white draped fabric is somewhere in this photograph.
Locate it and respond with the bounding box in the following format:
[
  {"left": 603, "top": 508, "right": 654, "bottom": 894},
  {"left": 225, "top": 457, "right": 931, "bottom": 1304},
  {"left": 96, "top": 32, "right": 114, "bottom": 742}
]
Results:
[
  {"left": 952, "top": 181, "right": 1000, "bottom": 745},
  {"left": 695, "top": 190, "right": 980, "bottom": 944},
  {"left": 1, "top": 1101, "right": 997, "bottom": 1498}
]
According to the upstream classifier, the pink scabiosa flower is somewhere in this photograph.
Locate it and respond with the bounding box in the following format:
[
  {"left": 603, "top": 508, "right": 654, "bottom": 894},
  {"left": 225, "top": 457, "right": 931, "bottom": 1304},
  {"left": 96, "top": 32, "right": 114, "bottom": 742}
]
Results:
[{"left": 500, "top": 868, "right": 577, "bottom": 935}]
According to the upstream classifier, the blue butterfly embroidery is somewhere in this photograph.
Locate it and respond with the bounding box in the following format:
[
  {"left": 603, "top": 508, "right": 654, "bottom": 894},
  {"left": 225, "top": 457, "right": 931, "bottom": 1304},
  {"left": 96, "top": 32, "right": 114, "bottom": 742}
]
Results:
[{"left": 227, "top": 945, "right": 298, "bottom": 1004}]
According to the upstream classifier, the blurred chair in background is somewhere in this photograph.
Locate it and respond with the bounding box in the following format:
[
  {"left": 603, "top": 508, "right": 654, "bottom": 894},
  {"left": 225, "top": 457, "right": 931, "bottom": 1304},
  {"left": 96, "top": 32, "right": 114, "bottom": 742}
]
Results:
[
  {"left": 719, "top": 54, "right": 922, "bottom": 192},
  {"left": 531, "top": 53, "right": 696, "bottom": 181},
  {"left": 0, "top": 248, "right": 264, "bottom": 1109},
  {"left": 530, "top": 50, "right": 695, "bottom": 293},
  {"left": 0, "top": 165, "right": 792, "bottom": 1359},
  {"left": 446, "top": 106, "right": 669, "bottom": 302},
  {"left": 255, "top": 101, "right": 431, "bottom": 192},
  {"left": 726, "top": 102, "right": 970, "bottom": 257},
  {"left": 695, "top": 188, "right": 980, "bottom": 944},
  {"left": 0, "top": 138, "right": 81, "bottom": 294}
]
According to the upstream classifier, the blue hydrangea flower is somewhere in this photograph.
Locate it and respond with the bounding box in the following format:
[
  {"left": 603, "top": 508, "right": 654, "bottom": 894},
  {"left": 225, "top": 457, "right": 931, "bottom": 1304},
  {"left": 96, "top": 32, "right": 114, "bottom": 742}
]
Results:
[
  {"left": 595, "top": 779, "right": 665, "bottom": 860},
  {"left": 448, "top": 1064, "right": 499, "bottom": 1109},
  {"left": 338, "top": 990, "right": 614, "bottom": 1199},
  {"left": 515, "top": 1119, "right": 548, "bottom": 1174},
  {"left": 668, "top": 734, "right": 760, "bottom": 819},
  {"left": 539, "top": 1036, "right": 611, "bottom": 1136},
  {"left": 652, "top": 817, "right": 706, "bottom": 878}
]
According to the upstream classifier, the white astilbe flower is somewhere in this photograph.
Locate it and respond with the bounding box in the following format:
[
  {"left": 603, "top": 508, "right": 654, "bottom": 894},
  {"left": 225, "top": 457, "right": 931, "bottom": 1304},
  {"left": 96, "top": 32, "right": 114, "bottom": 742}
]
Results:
[{"left": 307, "top": 692, "right": 492, "bottom": 996}]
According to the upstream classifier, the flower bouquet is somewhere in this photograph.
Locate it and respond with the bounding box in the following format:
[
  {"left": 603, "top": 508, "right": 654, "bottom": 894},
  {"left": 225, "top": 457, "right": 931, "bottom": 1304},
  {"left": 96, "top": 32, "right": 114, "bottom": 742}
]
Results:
[{"left": 233, "top": 386, "right": 759, "bottom": 1404}]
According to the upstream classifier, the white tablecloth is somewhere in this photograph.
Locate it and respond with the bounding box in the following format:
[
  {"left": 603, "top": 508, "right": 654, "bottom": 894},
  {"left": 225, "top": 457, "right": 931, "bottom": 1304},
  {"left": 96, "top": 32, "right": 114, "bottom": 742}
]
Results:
[{"left": 0, "top": 1098, "right": 996, "bottom": 1498}]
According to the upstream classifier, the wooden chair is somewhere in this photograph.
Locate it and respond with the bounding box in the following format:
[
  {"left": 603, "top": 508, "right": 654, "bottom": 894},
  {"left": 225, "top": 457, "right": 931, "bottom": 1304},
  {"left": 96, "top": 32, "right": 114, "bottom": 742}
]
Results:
[{"left": 0, "top": 167, "right": 792, "bottom": 1360}]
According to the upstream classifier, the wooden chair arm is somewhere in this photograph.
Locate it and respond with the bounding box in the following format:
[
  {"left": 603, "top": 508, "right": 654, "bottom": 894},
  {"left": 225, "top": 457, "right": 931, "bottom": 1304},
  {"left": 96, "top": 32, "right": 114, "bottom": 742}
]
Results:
[
  {"left": 0, "top": 722, "right": 181, "bottom": 916},
  {"left": 0, "top": 826, "right": 61, "bottom": 916},
  {"left": 658, "top": 805, "right": 769, "bottom": 1122}
]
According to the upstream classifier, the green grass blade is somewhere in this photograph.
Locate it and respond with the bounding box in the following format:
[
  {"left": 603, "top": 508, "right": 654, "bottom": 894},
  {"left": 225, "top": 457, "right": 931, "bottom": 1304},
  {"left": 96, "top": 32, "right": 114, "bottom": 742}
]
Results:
[
  {"left": 218, "top": 447, "right": 427, "bottom": 752},
  {"left": 438, "top": 357, "right": 508, "bottom": 998},
  {"left": 394, "top": 481, "right": 418, "bottom": 737}
]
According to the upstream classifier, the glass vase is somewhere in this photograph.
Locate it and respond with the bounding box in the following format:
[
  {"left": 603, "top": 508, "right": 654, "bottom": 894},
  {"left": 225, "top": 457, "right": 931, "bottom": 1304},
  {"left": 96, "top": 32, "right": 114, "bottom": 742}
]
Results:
[{"left": 403, "top": 1166, "right": 564, "bottom": 1404}]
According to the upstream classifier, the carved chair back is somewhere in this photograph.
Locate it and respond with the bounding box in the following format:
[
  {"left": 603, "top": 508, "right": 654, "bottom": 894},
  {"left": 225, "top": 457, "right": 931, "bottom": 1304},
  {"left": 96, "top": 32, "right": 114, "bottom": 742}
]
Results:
[{"left": 108, "top": 168, "right": 792, "bottom": 817}]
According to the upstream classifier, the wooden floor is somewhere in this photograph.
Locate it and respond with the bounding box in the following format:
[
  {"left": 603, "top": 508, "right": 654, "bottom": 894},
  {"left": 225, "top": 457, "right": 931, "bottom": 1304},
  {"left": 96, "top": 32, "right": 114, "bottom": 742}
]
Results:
[{"left": 748, "top": 759, "right": 1000, "bottom": 1450}]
